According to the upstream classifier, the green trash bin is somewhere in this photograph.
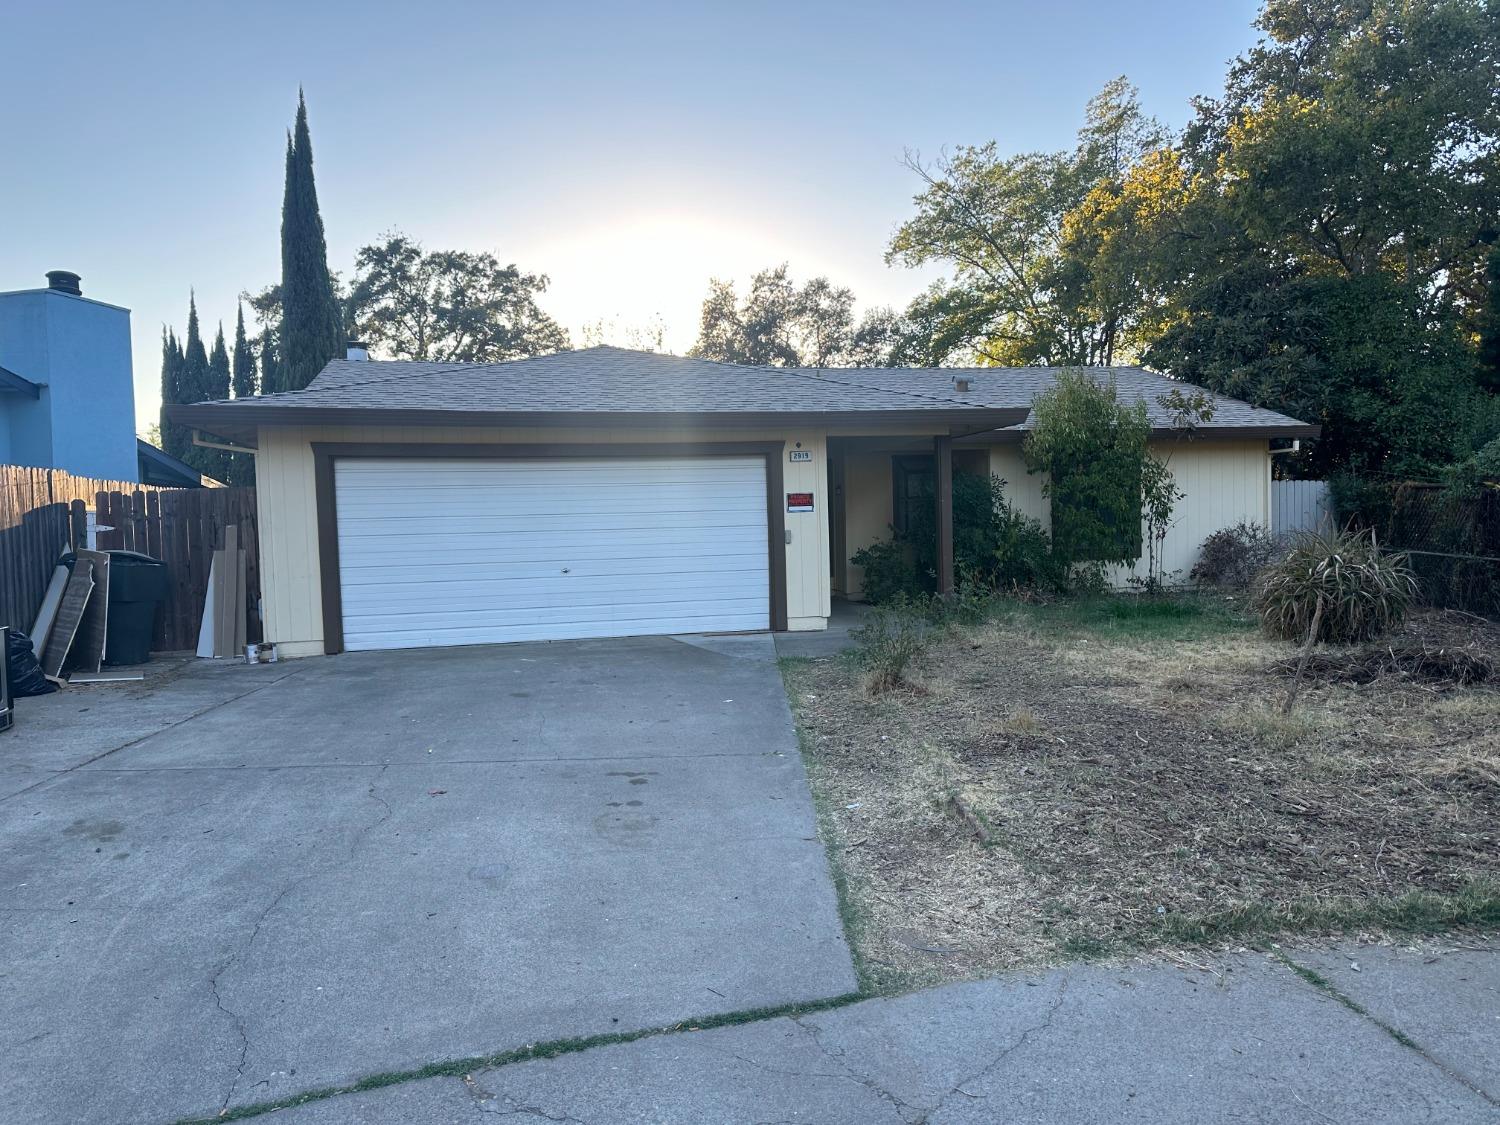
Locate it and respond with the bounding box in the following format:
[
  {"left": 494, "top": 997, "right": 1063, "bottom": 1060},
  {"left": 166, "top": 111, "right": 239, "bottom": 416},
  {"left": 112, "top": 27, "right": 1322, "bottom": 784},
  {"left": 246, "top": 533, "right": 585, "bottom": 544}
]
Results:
[{"left": 102, "top": 551, "right": 170, "bottom": 666}]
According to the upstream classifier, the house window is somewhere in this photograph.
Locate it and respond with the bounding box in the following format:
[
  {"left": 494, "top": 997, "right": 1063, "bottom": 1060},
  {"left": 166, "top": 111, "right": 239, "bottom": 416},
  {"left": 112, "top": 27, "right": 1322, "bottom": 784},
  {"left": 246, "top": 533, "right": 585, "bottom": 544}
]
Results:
[{"left": 892, "top": 455, "right": 935, "bottom": 534}]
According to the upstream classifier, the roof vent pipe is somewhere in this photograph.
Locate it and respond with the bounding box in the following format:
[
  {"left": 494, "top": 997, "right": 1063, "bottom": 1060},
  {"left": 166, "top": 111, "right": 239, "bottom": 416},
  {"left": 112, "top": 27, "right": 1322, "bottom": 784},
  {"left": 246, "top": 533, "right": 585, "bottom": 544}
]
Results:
[
  {"left": 46, "top": 270, "right": 82, "bottom": 296},
  {"left": 346, "top": 340, "right": 369, "bottom": 362},
  {"left": 953, "top": 376, "right": 970, "bottom": 393}
]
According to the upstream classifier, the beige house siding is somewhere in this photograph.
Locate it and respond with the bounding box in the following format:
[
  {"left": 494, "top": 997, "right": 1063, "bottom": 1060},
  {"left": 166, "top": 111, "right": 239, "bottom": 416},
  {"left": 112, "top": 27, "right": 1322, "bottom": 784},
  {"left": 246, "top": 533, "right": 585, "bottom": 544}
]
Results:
[
  {"left": 839, "top": 437, "right": 1272, "bottom": 598},
  {"left": 255, "top": 424, "right": 833, "bottom": 657},
  {"left": 840, "top": 452, "right": 894, "bottom": 599},
  {"left": 1109, "top": 438, "right": 1271, "bottom": 585},
  {"left": 985, "top": 444, "right": 1050, "bottom": 529}
]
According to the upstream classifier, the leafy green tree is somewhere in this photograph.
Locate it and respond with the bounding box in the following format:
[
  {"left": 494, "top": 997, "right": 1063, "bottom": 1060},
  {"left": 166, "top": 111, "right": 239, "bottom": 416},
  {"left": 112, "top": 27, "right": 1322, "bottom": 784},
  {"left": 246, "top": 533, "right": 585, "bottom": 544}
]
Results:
[
  {"left": 1023, "top": 370, "right": 1151, "bottom": 567},
  {"left": 157, "top": 327, "right": 187, "bottom": 460},
  {"left": 1147, "top": 268, "right": 1484, "bottom": 478},
  {"left": 346, "top": 232, "right": 569, "bottom": 361},
  {"left": 579, "top": 314, "right": 668, "bottom": 352},
  {"left": 1188, "top": 0, "right": 1499, "bottom": 310},
  {"left": 1066, "top": 0, "right": 1500, "bottom": 477},
  {"left": 244, "top": 283, "right": 282, "bottom": 390},
  {"left": 277, "top": 91, "right": 343, "bottom": 391},
  {"left": 888, "top": 77, "right": 1166, "bottom": 366},
  {"left": 1481, "top": 246, "right": 1500, "bottom": 394},
  {"left": 688, "top": 264, "right": 866, "bottom": 366}
]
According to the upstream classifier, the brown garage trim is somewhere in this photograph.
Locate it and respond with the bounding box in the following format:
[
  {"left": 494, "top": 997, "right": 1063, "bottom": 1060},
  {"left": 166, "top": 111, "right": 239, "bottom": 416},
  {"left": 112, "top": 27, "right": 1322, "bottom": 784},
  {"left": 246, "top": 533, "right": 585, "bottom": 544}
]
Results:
[{"left": 311, "top": 441, "right": 788, "bottom": 655}]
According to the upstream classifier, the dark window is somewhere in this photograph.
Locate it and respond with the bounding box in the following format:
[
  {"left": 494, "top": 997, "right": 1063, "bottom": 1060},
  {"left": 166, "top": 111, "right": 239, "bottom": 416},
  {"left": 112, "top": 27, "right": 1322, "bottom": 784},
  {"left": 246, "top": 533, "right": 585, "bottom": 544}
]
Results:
[{"left": 892, "top": 455, "right": 935, "bottom": 534}]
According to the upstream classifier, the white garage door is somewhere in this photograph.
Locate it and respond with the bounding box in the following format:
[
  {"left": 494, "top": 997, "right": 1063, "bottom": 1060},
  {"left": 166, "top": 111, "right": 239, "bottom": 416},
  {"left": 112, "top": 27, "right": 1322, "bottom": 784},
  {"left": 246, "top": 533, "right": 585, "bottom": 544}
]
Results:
[{"left": 334, "top": 456, "right": 771, "bottom": 651}]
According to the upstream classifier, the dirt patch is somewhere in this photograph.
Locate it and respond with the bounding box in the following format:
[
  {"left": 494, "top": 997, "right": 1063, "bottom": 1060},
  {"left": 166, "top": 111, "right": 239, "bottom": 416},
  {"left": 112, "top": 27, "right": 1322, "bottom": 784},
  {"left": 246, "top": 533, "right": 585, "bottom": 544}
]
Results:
[{"left": 785, "top": 606, "right": 1500, "bottom": 987}]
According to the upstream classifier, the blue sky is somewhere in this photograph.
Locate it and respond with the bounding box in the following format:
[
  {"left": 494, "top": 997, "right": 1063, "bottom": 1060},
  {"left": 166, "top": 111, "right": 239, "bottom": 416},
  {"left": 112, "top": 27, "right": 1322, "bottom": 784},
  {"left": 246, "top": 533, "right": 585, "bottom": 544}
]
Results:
[{"left": 0, "top": 0, "right": 1262, "bottom": 431}]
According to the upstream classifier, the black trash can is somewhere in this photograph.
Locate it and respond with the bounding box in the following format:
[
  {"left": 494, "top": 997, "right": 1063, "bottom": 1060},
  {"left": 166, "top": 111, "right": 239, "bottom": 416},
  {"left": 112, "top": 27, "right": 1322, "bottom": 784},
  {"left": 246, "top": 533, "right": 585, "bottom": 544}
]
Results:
[{"left": 102, "top": 551, "right": 171, "bottom": 666}]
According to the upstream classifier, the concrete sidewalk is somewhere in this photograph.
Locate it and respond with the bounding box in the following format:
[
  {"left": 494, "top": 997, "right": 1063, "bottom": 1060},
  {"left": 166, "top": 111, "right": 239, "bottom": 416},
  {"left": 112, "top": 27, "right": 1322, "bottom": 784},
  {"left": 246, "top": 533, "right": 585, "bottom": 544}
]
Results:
[{"left": 270, "top": 942, "right": 1498, "bottom": 1124}]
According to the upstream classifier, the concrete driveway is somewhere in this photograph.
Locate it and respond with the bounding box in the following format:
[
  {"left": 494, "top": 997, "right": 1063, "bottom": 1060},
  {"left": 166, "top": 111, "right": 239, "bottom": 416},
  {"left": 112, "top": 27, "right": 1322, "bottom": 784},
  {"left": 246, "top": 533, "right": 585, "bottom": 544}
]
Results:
[{"left": 0, "top": 635, "right": 856, "bottom": 1124}]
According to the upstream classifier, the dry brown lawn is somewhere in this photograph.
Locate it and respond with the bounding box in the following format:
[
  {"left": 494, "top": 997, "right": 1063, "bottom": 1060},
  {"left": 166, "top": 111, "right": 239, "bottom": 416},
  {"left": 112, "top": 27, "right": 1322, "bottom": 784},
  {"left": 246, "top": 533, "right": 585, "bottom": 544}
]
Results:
[{"left": 783, "top": 601, "right": 1500, "bottom": 988}]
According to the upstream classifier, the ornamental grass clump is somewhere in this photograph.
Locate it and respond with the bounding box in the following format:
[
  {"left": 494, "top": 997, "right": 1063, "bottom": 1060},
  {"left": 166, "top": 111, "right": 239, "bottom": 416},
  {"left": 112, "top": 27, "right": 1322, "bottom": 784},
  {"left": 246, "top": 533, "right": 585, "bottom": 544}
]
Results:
[{"left": 1253, "top": 528, "right": 1418, "bottom": 646}]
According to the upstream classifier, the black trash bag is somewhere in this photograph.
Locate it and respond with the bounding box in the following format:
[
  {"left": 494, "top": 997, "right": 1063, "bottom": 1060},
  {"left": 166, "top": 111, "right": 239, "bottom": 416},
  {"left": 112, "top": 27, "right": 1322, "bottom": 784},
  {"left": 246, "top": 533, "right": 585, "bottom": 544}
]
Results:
[{"left": 6, "top": 630, "right": 57, "bottom": 697}]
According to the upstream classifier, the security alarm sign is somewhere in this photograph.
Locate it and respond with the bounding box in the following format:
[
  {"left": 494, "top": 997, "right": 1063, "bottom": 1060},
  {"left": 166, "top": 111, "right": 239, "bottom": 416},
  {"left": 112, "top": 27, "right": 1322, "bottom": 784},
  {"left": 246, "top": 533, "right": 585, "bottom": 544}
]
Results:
[{"left": 786, "top": 492, "right": 814, "bottom": 513}]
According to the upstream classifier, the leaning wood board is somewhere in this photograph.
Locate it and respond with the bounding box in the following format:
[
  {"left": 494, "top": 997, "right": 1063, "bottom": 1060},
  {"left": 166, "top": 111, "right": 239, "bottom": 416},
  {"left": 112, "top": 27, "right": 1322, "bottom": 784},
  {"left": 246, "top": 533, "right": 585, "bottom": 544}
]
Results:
[
  {"left": 30, "top": 562, "right": 70, "bottom": 659},
  {"left": 71, "top": 549, "right": 111, "bottom": 674},
  {"left": 42, "top": 560, "right": 94, "bottom": 680}
]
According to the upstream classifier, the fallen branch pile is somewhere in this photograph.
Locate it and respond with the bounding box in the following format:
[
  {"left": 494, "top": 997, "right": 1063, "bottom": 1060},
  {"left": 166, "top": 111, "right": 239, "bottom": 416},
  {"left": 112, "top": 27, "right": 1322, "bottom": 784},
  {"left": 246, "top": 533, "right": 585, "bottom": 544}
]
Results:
[{"left": 1274, "top": 612, "right": 1498, "bottom": 687}]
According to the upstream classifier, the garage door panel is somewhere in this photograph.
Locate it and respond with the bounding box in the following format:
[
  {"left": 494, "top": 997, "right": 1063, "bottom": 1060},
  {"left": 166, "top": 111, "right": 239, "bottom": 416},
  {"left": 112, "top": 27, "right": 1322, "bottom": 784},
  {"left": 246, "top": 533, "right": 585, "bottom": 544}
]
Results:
[
  {"left": 344, "top": 593, "right": 769, "bottom": 630},
  {"left": 333, "top": 526, "right": 767, "bottom": 554},
  {"left": 345, "top": 612, "right": 772, "bottom": 651},
  {"left": 340, "top": 510, "right": 766, "bottom": 534},
  {"left": 337, "top": 542, "right": 768, "bottom": 572},
  {"left": 336, "top": 462, "right": 767, "bottom": 486},
  {"left": 341, "top": 570, "right": 767, "bottom": 607},
  {"left": 342, "top": 599, "right": 769, "bottom": 647},
  {"left": 342, "top": 555, "right": 770, "bottom": 585},
  {"left": 335, "top": 456, "right": 771, "bottom": 651}
]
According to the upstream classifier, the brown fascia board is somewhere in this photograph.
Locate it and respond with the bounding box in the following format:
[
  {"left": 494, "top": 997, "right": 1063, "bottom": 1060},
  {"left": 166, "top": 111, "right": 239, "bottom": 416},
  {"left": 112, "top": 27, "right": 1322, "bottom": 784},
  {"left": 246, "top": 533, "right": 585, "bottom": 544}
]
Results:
[{"left": 166, "top": 402, "right": 1032, "bottom": 441}]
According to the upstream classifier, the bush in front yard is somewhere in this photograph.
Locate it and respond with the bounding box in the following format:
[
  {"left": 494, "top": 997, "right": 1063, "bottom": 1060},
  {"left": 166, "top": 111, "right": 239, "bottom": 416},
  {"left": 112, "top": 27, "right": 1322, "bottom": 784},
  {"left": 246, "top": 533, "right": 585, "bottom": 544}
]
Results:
[
  {"left": 855, "top": 474, "right": 1065, "bottom": 606},
  {"left": 1191, "top": 522, "right": 1281, "bottom": 588},
  {"left": 1252, "top": 528, "right": 1419, "bottom": 644},
  {"left": 851, "top": 539, "right": 928, "bottom": 605},
  {"left": 851, "top": 601, "right": 927, "bottom": 692}
]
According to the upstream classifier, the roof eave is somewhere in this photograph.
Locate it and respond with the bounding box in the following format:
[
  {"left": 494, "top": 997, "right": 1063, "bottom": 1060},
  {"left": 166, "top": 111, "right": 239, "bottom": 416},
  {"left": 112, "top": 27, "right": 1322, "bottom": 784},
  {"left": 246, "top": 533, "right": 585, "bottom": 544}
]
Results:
[
  {"left": 166, "top": 402, "right": 1031, "bottom": 443},
  {"left": 0, "top": 364, "right": 41, "bottom": 398},
  {"left": 972, "top": 422, "right": 1321, "bottom": 444}
]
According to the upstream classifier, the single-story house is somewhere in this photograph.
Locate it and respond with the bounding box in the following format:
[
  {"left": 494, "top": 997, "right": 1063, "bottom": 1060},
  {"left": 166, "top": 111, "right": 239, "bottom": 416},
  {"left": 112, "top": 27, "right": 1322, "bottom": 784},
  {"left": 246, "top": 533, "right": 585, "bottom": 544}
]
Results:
[
  {"left": 170, "top": 345, "right": 1315, "bottom": 657},
  {"left": 137, "top": 438, "right": 215, "bottom": 488}
]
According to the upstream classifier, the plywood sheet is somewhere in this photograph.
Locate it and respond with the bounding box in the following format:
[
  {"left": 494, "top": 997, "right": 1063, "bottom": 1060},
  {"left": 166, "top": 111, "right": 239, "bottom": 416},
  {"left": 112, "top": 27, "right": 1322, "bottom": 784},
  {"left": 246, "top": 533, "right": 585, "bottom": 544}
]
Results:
[
  {"left": 42, "top": 560, "right": 94, "bottom": 680},
  {"left": 30, "top": 563, "right": 70, "bottom": 659},
  {"left": 196, "top": 552, "right": 218, "bottom": 659},
  {"left": 71, "top": 549, "right": 110, "bottom": 674}
]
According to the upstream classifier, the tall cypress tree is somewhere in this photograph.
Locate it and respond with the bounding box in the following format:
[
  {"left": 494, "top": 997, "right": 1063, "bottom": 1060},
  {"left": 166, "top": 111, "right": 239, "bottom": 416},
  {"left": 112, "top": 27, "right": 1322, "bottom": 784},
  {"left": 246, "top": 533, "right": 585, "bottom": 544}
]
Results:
[
  {"left": 226, "top": 303, "right": 260, "bottom": 485},
  {"left": 231, "top": 303, "right": 257, "bottom": 399},
  {"left": 207, "top": 323, "right": 231, "bottom": 401},
  {"left": 181, "top": 295, "right": 209, "bottom": 404},
  {"left": 203, "top": 325, "right": 232, "bottom": 482},
  {"left": 158, "top": 326, "right": 187, "bottom": 460},
  {"left": 278, "top": 90, "right": 343, "bottom": 391}
]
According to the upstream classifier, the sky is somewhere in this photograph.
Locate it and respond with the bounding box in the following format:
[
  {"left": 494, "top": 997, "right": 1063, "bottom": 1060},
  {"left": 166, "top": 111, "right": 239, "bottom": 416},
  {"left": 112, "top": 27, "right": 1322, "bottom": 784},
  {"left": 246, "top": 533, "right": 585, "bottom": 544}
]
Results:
[{"left": 0, "top": 0, "right": 1262, "bottom": 434}]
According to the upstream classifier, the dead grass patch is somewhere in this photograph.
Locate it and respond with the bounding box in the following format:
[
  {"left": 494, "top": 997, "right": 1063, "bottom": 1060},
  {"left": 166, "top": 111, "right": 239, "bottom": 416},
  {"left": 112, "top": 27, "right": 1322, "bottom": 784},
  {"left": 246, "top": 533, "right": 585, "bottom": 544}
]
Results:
[{"left": 784, "top": 605, "right": 1500, "bottom": 986}]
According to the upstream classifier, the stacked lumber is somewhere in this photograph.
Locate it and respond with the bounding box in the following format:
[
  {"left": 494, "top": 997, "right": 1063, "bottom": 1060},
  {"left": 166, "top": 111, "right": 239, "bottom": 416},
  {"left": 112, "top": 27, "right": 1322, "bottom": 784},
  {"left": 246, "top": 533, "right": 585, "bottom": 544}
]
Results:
[{"left": 196, "top": 525, "right": 248, "bottom": 659}]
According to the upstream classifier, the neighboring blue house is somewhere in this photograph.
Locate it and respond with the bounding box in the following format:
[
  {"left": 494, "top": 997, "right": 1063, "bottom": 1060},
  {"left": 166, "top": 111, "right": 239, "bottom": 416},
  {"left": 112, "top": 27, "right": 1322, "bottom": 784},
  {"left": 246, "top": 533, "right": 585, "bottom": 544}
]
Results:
[{"left": 0, "top": 270, "right": 142, "bottom": 482}]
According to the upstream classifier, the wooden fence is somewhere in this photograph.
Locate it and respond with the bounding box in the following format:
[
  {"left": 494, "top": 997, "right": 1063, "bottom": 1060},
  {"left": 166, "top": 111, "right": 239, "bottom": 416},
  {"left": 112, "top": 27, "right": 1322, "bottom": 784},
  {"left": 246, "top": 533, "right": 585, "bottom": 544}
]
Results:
[{"left": 1, "top": 466, "right": 259, "bottom": 652}]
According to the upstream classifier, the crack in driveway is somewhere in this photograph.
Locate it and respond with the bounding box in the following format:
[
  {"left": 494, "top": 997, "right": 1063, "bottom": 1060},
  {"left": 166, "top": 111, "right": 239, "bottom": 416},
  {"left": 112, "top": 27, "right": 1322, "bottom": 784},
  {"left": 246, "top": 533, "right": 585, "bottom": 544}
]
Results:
[{"left": 204, "top": 763, "right": 396, "bottom": 1113}]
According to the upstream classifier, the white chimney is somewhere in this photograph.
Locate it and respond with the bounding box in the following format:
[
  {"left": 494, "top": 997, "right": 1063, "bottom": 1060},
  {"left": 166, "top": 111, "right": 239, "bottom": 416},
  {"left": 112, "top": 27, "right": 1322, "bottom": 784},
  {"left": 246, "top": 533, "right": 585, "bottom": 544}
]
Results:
[{"left": 346, "top": 340, "right": 370, "bottom": 362}]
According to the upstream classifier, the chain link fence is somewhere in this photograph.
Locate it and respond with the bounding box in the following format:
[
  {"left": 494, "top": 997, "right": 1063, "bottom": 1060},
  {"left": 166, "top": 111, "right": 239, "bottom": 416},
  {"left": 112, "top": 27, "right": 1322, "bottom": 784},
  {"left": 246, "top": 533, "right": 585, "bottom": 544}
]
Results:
[{"left": 1340, "top": 481, "right": 1500, "bottom": 617}]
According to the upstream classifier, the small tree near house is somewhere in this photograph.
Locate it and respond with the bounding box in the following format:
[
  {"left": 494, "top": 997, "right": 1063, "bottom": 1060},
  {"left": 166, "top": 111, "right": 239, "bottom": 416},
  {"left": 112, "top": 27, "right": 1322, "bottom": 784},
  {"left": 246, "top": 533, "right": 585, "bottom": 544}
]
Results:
[{"left": 1023, "top": 372, "right": 1211, "bottom": 589}]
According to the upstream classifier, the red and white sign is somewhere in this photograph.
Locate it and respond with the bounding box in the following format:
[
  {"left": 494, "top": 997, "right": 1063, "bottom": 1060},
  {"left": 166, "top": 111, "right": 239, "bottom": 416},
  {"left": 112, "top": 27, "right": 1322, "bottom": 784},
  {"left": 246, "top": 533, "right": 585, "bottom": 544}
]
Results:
[{"left": 786, "top": 492, "right": 814, "bottom": 513}]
